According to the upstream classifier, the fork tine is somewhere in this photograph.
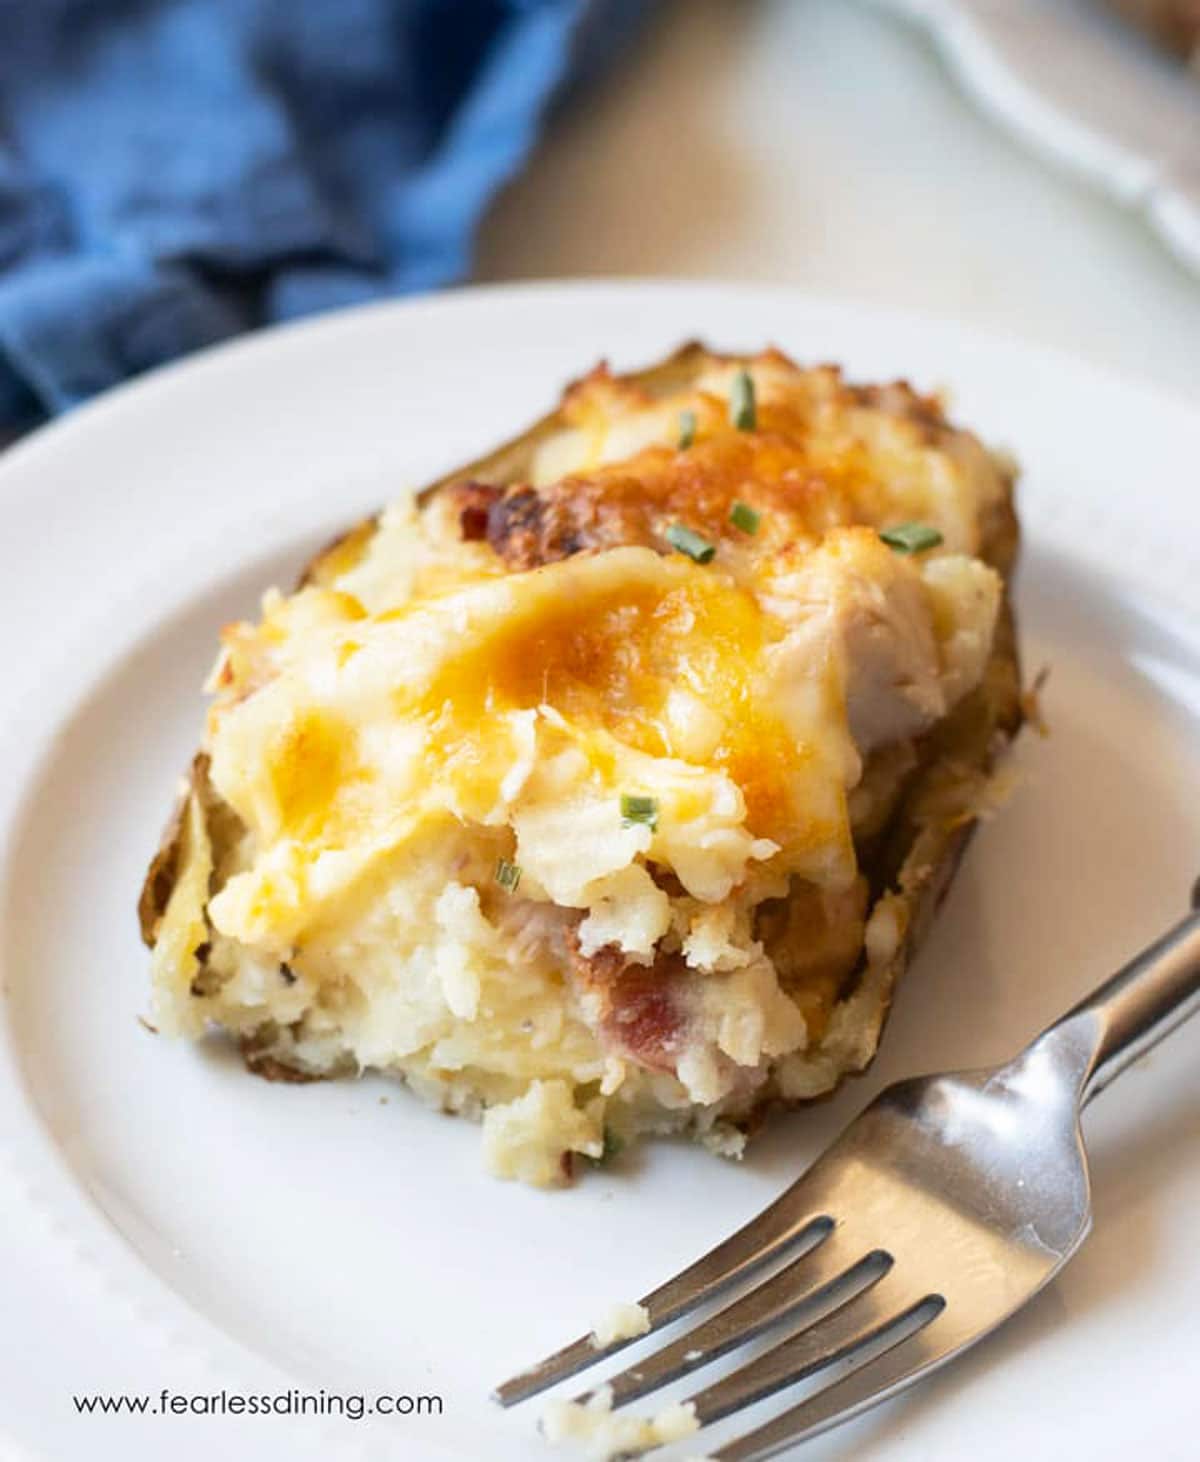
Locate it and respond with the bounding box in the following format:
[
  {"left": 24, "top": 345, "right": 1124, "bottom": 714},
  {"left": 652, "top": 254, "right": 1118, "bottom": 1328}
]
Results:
[
  {"left": 709, "top": 1300, "right": 950, "bottom": 1462},
  {"left": 579, "top": 1234, "right": 891, "bottom": 1410},
  {"left": 686, "top": 1278, "right": 943, "bottom": 1430},
  {"left": 493, "top": 1204, "right": 832, "bottom": 1406}
]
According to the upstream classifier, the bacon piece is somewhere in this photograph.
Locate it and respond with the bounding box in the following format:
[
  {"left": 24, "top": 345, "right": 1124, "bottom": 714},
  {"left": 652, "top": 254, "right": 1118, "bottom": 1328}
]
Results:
[
  {"left": 604, "top": 965, "right": 686, "bottom": 1071},
  {"left": 448, "top": 480, "right": 503, "bottom": 542},
  {"left": 484, "top": 485, "right": 620, "bottom": 569},
  {"left": 475, "top": 476, "right": 657, "bottom": 569},
  {"left": 485, "top": 487, "right": 552, "bottom": 565},
  {"left": 567, "top": 935, "right": 688, "bottom": 1073}
]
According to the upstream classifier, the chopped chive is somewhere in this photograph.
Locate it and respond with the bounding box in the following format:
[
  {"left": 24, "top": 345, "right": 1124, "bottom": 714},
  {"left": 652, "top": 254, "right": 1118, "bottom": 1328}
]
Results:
[
  {"left": 665, "top": 522, "right": 716, "bottom": 564},
  {"left": 730, "top": 368, "right": 756, "bottom": 431},
  {"left": 620, "top": 793, "right": 659, "bottom": 830},
  {"left": 678, "top": 408, "right": 697, "bottom": 450},
  {"left": 494, "top": 857, "right": 522, "bottom": 892},
  {"left": 880, "top": 522, "right": 944, "bottom": 554},
  {"left": 729, "top": 499, "right": 760, "bottom": 535},
  {"left": 595, "top": 1128, "right": 625, "bottom": 1166}
]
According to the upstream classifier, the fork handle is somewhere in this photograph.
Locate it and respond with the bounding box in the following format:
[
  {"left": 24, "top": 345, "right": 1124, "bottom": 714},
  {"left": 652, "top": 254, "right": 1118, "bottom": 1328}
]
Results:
[{"left": 1051, "top": 904, "right": 1200, "bottom": 1106}]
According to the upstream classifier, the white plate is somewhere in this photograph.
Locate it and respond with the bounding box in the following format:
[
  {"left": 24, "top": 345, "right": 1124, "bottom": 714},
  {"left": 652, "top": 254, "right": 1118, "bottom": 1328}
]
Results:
[
  {"left": 869, "top": 0, "right": 1200, "bottom": 277},
  {"left": 1, "top": 281, "right": 1199, "bottom": 1462}
]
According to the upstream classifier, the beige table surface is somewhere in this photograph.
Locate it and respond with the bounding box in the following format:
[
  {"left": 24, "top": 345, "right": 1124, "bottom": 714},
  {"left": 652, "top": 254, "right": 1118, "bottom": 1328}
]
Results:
[{"left": 479, "top": 0, "right": 1200, "bottom": 402}]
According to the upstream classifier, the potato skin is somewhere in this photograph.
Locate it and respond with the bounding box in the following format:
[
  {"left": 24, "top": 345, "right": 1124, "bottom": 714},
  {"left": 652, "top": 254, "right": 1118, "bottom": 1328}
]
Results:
[
  {"left": 1104, "top": 0, "right": 1200, "bottom": 58},
  {"left": 138, "top": 753, "right": 207, "bottom": 948},
  {"left": 139, "top": 343, "right": 1022, "bottom": 1107}
]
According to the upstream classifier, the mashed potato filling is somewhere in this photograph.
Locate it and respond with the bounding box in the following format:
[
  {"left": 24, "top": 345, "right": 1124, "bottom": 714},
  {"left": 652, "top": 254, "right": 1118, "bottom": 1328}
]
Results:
[{"left": 150, "top": 352, "right": 1007, "bottom": 1183}]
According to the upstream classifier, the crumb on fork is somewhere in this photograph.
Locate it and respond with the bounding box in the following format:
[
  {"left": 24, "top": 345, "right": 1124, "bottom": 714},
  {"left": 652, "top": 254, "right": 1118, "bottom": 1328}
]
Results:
[
  {"left": 589, "top": 1301, "right": 650, "bottom": 1349},
  {"left": 541, "top": 1384, "right": 698, "bottom": 1460}
]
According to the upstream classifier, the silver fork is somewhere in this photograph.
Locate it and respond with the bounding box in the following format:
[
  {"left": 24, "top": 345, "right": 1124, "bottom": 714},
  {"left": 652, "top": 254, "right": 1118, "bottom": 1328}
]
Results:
[{"left": 494, "top": 899, "right": 1200, "bottom": 1459}]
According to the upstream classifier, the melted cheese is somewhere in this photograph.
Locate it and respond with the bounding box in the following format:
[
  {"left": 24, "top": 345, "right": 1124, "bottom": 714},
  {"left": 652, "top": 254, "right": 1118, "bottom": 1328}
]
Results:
[{"left": 206, "top": 545, "right": 858, "bottom": 952}]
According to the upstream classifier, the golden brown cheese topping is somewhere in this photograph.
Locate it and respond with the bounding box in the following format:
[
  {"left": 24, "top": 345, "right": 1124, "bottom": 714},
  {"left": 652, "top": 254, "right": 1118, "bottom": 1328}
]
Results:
[{"left": 453, "top": 366, "right": 977, "bottom": 583}]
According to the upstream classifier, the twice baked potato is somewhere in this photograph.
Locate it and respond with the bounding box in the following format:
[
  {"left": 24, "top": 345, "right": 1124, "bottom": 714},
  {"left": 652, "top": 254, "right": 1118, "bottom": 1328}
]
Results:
[{"left": 139, "top": 344, "right": 1021, "bottom": 1185}]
